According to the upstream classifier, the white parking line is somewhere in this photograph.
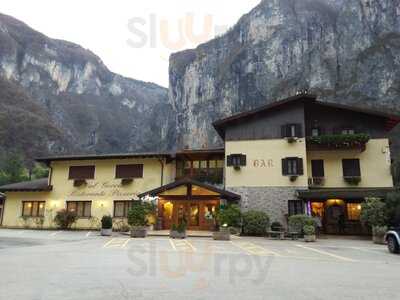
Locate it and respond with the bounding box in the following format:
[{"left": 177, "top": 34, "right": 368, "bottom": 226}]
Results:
[
  {"left": 49, "top": 231, "right": 61, "bottom": 237},
  {"left": 296, "top": 244, "right": 356, "bottom": 262},
  {"left": 231, "top": 241, "right": 281, "bottom": 256},
  {"left": 103, "top": 238, "right": 130, "bottom": 249},
  {"left": 86, "top": 231, "right": 91, "bottom": 237},
  {"left": 169, "top": 239, "right": 196, "bottom": 252}
]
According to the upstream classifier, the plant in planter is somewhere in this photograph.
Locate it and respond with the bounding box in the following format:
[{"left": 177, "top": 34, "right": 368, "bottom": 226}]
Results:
[
  {"left": 344, "top": 176, "right": 361, "bottom": 185},
  {"left": 128, "top": 202, "right": 149, "bottom": 238},
  {"left": 101, "top": 215, "right": 113, "bottom": 236},
  {"left": 213, "top": 223, "right": 231, "bottom": 241},
  {"left": 170, "top": 221, "right": 187, "bottom": 239},
  {"left": 288, "top": 214, "right": 314, "bottom": 237},
  {"left": 242, "top": 210, "right": 270, "bottom": 236},
  {"left": 54, "top": 209, "right": 77, "bottom": 230},
  {"left": 360, "top": 198, "right": 388, "bottom": 244},
  {"left": 303, "top": 224, "right": 316, "bottom": 242}
]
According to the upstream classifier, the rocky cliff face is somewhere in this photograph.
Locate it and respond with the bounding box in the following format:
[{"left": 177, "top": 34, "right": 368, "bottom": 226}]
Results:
[
  {"left": 0, "top": 13, "right": 174, "bottom": 160},
  {"left": 169, "top": 0, "right": 400, "bottom": 150}
]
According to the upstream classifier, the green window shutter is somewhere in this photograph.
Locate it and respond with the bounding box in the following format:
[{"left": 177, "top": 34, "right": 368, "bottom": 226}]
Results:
[
  {"left": 227, "top": 155, "right": 233, "bottom": 167},
  {"left": 240, "top": 154, "right": 247, "bottom": 166},
  {"left": 295, "top": 124, "right": 303, "bottom": 137},
  {"left": 282, "top": 158, "right": 288, "bottom": 175},
  {"left": 281, "top": 125, "right": 288, "bottom": 138},
  {"left": 297, "top": 158, "right": 304, "bottom": 175}
]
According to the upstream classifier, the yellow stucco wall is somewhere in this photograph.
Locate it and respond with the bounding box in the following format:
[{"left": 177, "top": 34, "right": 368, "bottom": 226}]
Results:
[
  {"left": 307, "top": 138, "right": 393, "bottom": 188},
  {"left": 1, "top": 158, "right": 175, "bottom": 229},
  {"left": 225, "top": 139, "right": 309, "bottom": 187}
]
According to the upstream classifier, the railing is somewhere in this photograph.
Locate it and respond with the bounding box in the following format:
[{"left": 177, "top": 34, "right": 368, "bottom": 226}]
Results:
[
  {"left": 177, "top": 168, "right": 224, "bottom": 185},
  {"left": 308, "top": 177, "right": 325, "bottom": 187},
  {"left": 306, "top": 134, "right": 370, "bottom": 151}
]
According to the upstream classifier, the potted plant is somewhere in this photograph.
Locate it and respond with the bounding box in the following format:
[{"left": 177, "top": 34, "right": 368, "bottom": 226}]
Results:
[
  {"left": 372, "top": 226, "right": 388, "bottom": 244},
  {"left": 303, "top": 224, "right": 316, "bottom": 242},
  {"left": 101, "top": 215, "right": 113, "bottom": 236},
  {"left": 213, "top": 223, "right": 230, "bottom": 241},
  {"left": 128, "top": 202, "right": 148, "bottom": 238},
  {"left": 361, "top": 198, "right": 388, "bottom": 244},
  {"left": 54, "top": 209, "right": 77, "bottom": 230},
  {"left": 170, "top": 221, "right": 187, "bottom": 239}
]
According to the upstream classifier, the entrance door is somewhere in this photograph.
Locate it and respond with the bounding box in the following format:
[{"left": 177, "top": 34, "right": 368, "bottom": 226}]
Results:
[
  {"left": 0, "top": 205, "right": 3, "bottom": 226},
  {"left": 159, "top": 199, "right": 219, "bottom": 231}
]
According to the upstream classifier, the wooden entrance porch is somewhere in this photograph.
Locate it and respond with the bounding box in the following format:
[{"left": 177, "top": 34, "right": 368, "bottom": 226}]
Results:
[{"left": 138, "top": 178, "right": 241, "bottom": 231}]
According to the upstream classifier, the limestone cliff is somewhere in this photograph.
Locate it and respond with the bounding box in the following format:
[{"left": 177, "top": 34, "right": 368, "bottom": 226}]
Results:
[
  {"left": 0, "top": 13, "right": 174, "bottom": 159},
  {"left": 169, "top": 0, "right": 400, "bottom": 150}
]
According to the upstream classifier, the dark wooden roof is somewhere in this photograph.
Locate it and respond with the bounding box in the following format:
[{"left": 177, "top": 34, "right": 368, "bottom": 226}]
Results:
[
  {"left": 174, "top": 148, "right": 225, "bottom": 160},
  {"left": 297, "top": 188, "right": 397, "bottom": 200},
  {"left": 212, "top": 94, "right": 400, "bottom": 139},
  {"left": 138, "top": 178, "right": 241, "bottom": 201},
  {"left": 0, "top": 178, "right": 52, "bottom": 192},
  {"left": 36, "top": 152, "right": 173, "bottom": 165}
]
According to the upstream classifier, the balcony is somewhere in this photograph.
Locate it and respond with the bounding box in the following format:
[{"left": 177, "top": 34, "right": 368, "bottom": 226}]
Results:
[
  {"left": 306, "top": 134, "right": 370, "bottom": 152},
  {"left": 308, "top": 177, "right": 325, "bottom": 187}
]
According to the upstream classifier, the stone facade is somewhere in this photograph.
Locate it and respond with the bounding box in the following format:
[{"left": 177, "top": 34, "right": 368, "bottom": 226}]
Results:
[{"left": 228, "top": 186, "right": 307, "bottom": 227}]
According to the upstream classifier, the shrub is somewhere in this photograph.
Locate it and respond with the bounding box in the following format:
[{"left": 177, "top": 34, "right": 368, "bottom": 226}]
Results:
[
  {"left": 54, "top": 209, "right": 77, "bottom": 230},
  {"left": 360, "top": 198, "right": 388, "bottom": 228},
  {"left": 271, "top": 221, "right": 283, "bottom": 231},
  {"left": 303, "top": 225, "right": 315, "bottom": 236},
  {"left": 385, "top": 192, "right": 400, "bottom": 227},
  {"left": 242, "top": 210, "right": 270, "bottom": 236},
  {"left": 288, "top": 214, "right": 314, "bottom": 233},
  {"left": 218, "top": 204, "right": 242, "bottom": 228},
  {"left": 127, "top": 202, "right": 148, "bottom": 227},
  {"left": 372, "top": 226, "right": 388, "bottom": 237},
  {"left": 101, "top": 215, "right": 113, "bottom": 229},
  {"left": 307, "top": 133, "right": 370, "bottom": 148}
]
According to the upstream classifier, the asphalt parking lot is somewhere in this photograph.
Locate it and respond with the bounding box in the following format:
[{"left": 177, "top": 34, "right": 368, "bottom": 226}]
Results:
[{"left": 0, "top": 229, "right": 399, "bottom": 300}]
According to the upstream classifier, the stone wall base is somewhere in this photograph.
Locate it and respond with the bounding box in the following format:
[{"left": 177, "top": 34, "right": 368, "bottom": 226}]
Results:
[{"left": 228, "top": 186, "right": 307, "bottom": 227}]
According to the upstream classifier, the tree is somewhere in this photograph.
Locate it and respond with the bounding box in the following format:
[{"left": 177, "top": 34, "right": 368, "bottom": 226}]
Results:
[
  {"left": 31, "top": 164, "right": 49, "bottom": 180},
  {"left": 360, "top": 198, "right": 388, "bottom": 228},
  {"left": 0, "top": 153, "right": 29, "bottom": 185},
  {"left": 385, "top": 192, "right": 400, "bottom": 227},
  {"left": 392, "top": 160, "right": 400, "bottom": 187}
]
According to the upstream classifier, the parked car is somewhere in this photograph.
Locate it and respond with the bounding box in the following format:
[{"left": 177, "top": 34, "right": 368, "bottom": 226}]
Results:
[{"left": 385, "top": 228, "right": 400, "bottom": 254}]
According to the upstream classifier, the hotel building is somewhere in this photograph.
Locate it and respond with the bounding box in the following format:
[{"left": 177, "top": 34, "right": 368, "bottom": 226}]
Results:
[{"left": 0, "top": 95, "right": 398, "bottom": 234}]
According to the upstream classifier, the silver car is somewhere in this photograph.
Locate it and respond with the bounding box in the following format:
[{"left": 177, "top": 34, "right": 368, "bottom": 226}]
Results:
[{"left": 385, "top": 228, "right": 400, "bottom": 254}]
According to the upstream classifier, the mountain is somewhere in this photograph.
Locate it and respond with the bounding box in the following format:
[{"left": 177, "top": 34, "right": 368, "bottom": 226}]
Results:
[
  {"left": 0, "top": 13, "right": 175, "bottom": 162},
  {"left": 169, "top": 0, "right": 400, "bottom": 152}
]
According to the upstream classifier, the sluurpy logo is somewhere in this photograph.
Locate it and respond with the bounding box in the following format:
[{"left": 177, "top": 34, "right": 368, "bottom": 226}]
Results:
[
  {"left": 125, "top": 240, "right": 274, "bottom": 290},
  {"left": 127, "top": 13, "right": 229, "bottom": 57}
]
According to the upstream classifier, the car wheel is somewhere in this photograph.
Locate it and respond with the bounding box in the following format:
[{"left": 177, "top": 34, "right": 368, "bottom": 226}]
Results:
[{"left": 387, "top": 236, "right": 400, "bottom": 254}]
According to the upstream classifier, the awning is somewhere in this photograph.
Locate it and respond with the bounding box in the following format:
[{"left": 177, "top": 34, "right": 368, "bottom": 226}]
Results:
[
  {"left": 297, "top": 188, "right": 397, "bottom": 201},
  {"left": 138, "top": 178, "right": 241, "bottom": 202},
  {"left": 0, "top": 178, "right": 53, "bottom": 192}
]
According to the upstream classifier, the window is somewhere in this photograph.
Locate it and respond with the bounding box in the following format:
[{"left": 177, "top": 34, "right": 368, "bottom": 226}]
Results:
[
  {"left": 311, "top": 127, "right": 321, "bottom": 137},
  {"left": 22, "top": 201, "right": 45, "bottom": 217},
  {"left": 115, "top": 164, "right": 143, "bottom": 179},
  {"left": 311, "top": 160, "right": 325, "bottom": 177},
  {"left": 114, "top": 201, "right": 133, "bottom": 218},
  {"left": 347, "top": 203, "right": 361, "bottom": 221},
  {"left": 342, "top": 128, "right": 355, "bottom": 135},
  {"left": 227, "top": 154, "right": 246, "bottom": 167},
  {"left": 68, "top": 166, "right": 95, "bottom": 180},
  {"left": 281, "top": 124, "right": 302, "bottom": 138},
  {"left": 282, "top": 158, "right": 304, "bottom": 176},
  {"left": 288, "top": 200, "right": 304, "bottom": 216},
  {"left": 342, "top": 159, "right": 361, "bottom": 177},
  {"left": 67, "top": 201, "right": 92, "bottom": 218}
]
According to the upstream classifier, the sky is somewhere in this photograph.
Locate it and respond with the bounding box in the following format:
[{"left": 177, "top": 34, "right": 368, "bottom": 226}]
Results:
[{"left": 1, "top": 0, "right": 261, "bottom": 87}]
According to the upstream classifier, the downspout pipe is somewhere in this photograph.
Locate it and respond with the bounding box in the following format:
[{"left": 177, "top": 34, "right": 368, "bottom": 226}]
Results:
[{"left": 158, "top": 158, "right": 164, "bottom": 186}]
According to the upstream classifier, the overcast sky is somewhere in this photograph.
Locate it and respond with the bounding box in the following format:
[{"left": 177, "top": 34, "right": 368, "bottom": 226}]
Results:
[{"left": 1, "top": 0, "right": 260, "bottom": 87}]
